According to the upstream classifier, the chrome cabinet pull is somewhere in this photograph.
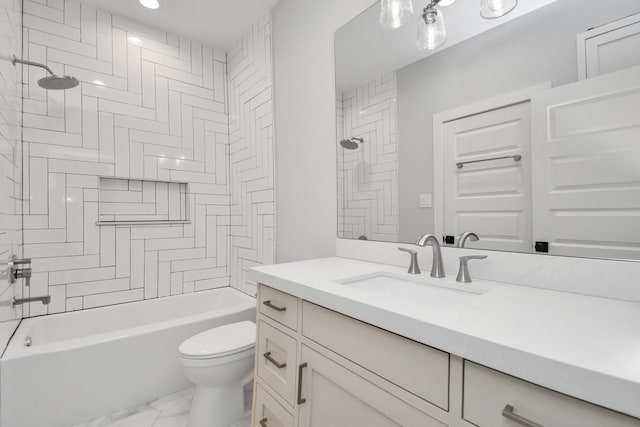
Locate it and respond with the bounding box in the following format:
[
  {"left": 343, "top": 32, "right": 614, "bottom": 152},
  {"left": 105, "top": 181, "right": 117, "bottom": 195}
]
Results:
[
  {"left": 297, "top": 363, "right": 308, "bottom": 404},
  {"left": 502, "top": 405, "right": 544, "bottom": 427},
  {"left": 259, "top": 418, "right": 268, "bottom": 427},
  {"left": 263, "top": 300, "right": 286, "bottom": 312},
  {"left": 263, "top": 352, "right": 287, "bottom": 369}
]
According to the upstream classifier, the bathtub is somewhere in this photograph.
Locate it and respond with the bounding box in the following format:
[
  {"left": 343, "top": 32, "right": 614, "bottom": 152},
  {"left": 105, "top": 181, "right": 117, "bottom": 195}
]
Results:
[{"left": 1, "top": 288, "right": 255, "bottom": 427}]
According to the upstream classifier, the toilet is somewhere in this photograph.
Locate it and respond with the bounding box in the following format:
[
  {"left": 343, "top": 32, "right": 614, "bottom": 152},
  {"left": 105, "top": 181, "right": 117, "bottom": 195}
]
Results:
[{"left": 179, "top": 321, "right": 256, "bottom": 427}]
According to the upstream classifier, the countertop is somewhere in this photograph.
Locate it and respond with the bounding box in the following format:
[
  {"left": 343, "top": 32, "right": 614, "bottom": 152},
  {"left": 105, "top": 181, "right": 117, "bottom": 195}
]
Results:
[{"left": 250, "top": 257, "right": 640, "bottom": 419}]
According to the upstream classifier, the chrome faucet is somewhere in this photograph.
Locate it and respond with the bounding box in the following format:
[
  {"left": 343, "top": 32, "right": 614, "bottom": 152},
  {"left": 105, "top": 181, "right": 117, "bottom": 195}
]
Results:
[
  {"left": 456, "top": 255, "right": 487, "bottom": 283},
  {"left": 456, "top": 232, "right": 479, "bottom": 248},
  {"left": 398, "top": 248, "right": 421, "bottom": 274},
  {"left": 416, "top": 234, "right": 445, "bottom": 278},
  {"left": 11, "top": 296, "right": 50, "bottom": 308}
]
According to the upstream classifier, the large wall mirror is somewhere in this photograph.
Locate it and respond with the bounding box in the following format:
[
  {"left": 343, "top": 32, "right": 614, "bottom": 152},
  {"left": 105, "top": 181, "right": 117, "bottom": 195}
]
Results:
[{"left": 335, "top": 0, "right": 640, "bottom": 260}]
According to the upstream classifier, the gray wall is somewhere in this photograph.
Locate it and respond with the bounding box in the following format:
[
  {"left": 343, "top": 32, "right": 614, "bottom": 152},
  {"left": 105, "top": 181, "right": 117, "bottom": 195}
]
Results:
[
  {"left": 272, "top": 0, "right": 375, "bottom": 262},
  {"left": 397, "top": 0, "right": 640, "bottom": 243}
]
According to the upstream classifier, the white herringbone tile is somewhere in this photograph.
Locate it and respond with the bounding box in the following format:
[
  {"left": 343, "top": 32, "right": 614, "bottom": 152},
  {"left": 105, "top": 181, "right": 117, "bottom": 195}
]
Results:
[
  {"left": 21, "top": 0, "right": 274, "bottom": 314},
  {"left": 338, "top": 73, "right": 399, "bottom": 243}
]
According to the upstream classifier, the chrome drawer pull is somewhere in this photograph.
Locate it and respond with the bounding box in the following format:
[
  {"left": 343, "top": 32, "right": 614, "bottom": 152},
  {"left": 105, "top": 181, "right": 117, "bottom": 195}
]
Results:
[
  {"left": 502, "top": 405, "right": 544, "bottom": 427},
  {"left": 259, "top": 418, "right": 268, "bottom": 427},
  {"left": 297, "top": 362, "right": 308, "bottom": 404},
  {"left": 263, "top": 352, "right": 287, "bottom": 369},
  {"left": 263, "top": 300, "right": 286, "bottom": 312}
]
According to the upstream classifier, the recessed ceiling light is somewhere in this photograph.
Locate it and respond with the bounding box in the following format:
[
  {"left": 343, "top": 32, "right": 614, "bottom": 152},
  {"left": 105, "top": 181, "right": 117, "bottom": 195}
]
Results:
[
  {"left": 128, "top": 36, "right": 142, "bottom": 45},
  {"left": 139, "top": 0, "right": 159, "bottom": 9},
  {"left": 439, "top": 0, "right": 457, "bottom": 6}
]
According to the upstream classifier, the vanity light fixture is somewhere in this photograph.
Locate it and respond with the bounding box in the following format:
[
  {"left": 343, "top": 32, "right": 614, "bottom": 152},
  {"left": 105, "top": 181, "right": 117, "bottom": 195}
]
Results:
[
  {"left": 417, "top": 1, "right": 447, "bottom": 51},
  {"left": 380, "top": 0, "right": 414, "bottom": 29},
  {"left": 480, "top": 0, "right": 518, "bottom": 19},
  {"left": 139, "top": 0, "right": 160, "bottom": 10},
  {"left": 380, "top": 0, "right": 517, "bottom": 50}
]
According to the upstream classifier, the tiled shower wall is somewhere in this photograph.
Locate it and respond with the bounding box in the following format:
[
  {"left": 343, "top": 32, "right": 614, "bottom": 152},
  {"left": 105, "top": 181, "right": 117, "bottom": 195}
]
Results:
[
  {"left": 21, "top": 0, "right": 274, "bottom": 316},
  {"left": 337, "top": 73, "right": 398, "bottom": 242},
  {"left": 0, "top": 0, "right": 22, "bottom": 350},
  {"left": 228, "top": 18, "right": 274, "bottom": 297}
]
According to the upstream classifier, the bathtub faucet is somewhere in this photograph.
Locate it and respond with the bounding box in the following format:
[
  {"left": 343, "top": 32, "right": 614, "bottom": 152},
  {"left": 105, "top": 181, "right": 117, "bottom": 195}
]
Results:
[{"left": 12, "top": 295, "right": 51, "bottom": 308}]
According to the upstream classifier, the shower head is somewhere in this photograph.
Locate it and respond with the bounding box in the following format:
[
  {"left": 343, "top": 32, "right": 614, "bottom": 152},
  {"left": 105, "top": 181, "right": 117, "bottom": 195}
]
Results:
[
  {"left": 37, "top": 75, "right": 80, "bottom": 90},
  {"left": 38, "top": 75, "right": 79, "bottom": 90},
  {"left": 340, "top": 137, "right": 364, "bottom": 150},
  {"left": 11, "top": 56, "right": 79, "bottom": 90}
]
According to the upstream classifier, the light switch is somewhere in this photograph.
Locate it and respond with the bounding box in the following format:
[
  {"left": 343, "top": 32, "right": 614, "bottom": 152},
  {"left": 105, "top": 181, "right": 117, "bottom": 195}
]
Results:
[{"left": 419, "top": 194, "right": 432, "bottom": 208}]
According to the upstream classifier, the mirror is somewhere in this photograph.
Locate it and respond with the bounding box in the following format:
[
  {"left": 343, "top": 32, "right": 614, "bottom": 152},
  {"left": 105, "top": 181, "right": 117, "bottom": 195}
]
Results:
[{"left": 336, "top": 0, "right": 640, "bottom": 260}]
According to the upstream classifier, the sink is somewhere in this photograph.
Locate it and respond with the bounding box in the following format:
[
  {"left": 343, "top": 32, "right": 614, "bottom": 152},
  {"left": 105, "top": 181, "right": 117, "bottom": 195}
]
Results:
[{"left": 336, "top": 272, "right": 487, "bottom": 310}]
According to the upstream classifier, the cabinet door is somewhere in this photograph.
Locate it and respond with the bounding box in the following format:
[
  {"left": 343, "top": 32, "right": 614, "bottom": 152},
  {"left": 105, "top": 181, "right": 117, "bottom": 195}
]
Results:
[{"left": 298, "top": 345, "right": 446, "bottom": 427}]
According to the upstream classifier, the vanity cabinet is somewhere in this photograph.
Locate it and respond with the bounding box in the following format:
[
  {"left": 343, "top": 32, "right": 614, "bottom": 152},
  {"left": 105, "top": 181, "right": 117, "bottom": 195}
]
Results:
[
  {"left": 463, "top": 362, "right": 640, "bottom": 427},
  {"left": 253, "top": 283, "right": 640, "bottom": 427},
  {"left": 253, "top": 283, "right": 449, "bottom": 427}
]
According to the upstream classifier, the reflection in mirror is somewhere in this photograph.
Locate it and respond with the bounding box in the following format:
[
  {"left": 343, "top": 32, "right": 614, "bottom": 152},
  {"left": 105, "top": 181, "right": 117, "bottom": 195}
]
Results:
[{"left": 336, "top": 0, "right": 640, "bottom": 260}]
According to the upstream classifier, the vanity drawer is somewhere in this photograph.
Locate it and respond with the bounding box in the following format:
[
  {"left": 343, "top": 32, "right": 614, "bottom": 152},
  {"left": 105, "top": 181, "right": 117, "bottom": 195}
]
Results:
[
  {"left": 302, "top": 301, "right": 450, "bottom": 410},
  {"left": 256, "top": 320, "right": 298, "bottom": 405},
  {"left": 258, "top": 284, "right": 298, "bottom": 331},
  {"left": 463, "top": 361, "right": 640, "bottom": 427},
  {"left": 253, "top": 383, "right": 294, "bottom": 427}
]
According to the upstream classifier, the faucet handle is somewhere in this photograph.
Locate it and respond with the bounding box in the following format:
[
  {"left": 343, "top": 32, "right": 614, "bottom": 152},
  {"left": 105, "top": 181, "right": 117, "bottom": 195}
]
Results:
[
  {"left": 456, "top": 255, "right": 487, "bottom": 283},
  {"left": 460, "top": 255, "right": 487, "bottom": 263},
  {"left": 398, "top": 248, "right": 421, "bottom": 275}
]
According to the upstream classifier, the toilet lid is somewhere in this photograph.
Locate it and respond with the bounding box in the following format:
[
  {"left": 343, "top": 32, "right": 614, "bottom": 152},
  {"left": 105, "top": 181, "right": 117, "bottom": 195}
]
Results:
[{"left": 179, "top": 321, "right": 256, "bottom": 359}]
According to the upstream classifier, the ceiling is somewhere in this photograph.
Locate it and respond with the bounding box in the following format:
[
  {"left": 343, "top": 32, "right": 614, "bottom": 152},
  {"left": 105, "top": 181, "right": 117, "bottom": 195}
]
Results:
[{"left": 80, "top": 0, "right": 280, "bottom": 49}]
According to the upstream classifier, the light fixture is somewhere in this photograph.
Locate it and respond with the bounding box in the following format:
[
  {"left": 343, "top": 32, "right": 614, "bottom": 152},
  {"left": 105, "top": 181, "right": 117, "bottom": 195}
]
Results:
[
  {"left": 480, "top": 0, "right": 517, "bottom": 19},
  {"left": 139, "top": 0, "right": 159, "bottom": 10},
  {"left": 380, "top": 0, "right": 518, "bottom": 51},
  {"left": 128, "top": 36, "right": 143, "bottom": 45},
  {"left": 380, "top": 0, "right": 414, "bottom": 29},
  {"left": 417, "top": 2, "right": 446, "bottom": 51}
]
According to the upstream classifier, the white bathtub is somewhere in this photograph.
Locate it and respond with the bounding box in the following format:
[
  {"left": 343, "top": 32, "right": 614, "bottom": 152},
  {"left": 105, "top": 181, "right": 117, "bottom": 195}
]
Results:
[{"left": 0, "top": 288, "right": 256, "bottom": 427}]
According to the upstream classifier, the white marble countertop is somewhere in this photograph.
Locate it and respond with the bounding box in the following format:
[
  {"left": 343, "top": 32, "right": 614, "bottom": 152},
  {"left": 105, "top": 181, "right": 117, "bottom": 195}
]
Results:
[{"left": 250, "top": 257, "right": 640, "bottom": 419}]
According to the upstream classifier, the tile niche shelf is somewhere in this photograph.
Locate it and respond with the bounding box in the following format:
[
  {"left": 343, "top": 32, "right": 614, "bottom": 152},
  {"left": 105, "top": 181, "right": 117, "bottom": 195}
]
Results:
[{"left": 96, "top": 177, "right": 191, "bottom": 226}]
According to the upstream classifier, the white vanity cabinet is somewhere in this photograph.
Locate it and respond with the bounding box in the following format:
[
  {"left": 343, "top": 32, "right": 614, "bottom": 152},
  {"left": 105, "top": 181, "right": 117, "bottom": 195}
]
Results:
[
  {"left": 463, "top": 362, "right": 640, "bottom": 427},
  {"left": 253, "top": 283, "right": 450, "bottom": 427},
  {"left": 252, "top": 283, "right": 640, "bottom": 427}
]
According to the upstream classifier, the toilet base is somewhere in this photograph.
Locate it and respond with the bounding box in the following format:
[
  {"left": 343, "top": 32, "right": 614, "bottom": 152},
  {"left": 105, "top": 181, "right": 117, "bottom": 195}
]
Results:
[{"left": 188, "top": 383, "right": 244, "bottom": 427}]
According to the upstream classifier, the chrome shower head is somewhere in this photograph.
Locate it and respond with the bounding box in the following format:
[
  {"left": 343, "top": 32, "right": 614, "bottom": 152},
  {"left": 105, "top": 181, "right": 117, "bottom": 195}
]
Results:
[
  {"left": 340, "top": 137, "right": 364, "bottom": 150},
  {"left": 38, "top": 75, "right": 79, "bottom": 90},
  {"left": 11, "top": 56, "right": 79, "bottom": 90}
]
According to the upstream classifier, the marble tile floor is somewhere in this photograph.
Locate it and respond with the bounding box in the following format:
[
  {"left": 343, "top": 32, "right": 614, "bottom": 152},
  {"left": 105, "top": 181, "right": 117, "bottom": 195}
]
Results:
[{"left": 73, "top": 387, "right": 252, "bottom": 427}]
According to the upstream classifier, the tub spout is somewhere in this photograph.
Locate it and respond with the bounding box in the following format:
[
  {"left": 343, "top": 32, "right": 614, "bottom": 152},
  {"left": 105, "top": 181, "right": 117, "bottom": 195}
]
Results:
[{"left": 12, "top": 295, "right": 51, "bottom": 308}]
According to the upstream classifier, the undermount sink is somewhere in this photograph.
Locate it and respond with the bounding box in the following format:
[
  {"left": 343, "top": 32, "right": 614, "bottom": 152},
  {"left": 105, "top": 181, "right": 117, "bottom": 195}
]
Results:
[{"left": 336, "top": 272, "right": 488, "bottom": 310}]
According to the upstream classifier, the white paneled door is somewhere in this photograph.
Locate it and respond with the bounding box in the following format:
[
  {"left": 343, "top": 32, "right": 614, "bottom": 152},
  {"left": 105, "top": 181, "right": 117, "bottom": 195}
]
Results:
[
  {"left": 442, "top": 102, "right": 532, "bottom": 252},
  {"left": 531, "top": 65, "right": 640, "bottom": 260},
  {"left": 578, "top": 13, "right": 640, "bottom": 80}
]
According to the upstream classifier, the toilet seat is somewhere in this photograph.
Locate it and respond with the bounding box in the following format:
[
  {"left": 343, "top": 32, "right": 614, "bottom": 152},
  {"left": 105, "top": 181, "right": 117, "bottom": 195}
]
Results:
[{"left": 179, "top": 321, "right": 256, "bottom": 360}]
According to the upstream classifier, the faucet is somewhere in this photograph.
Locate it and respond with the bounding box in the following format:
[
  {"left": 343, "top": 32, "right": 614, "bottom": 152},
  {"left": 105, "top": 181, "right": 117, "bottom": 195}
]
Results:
[
  {"left": 11, "top": 296, "right": 50, "bottom": 308},
  {"left": 456, "top": 232, "right": 479, "bottom": 248},
  {"left": 416, "top": 234, "right": 445, "bottom": 278},
  {"left": 456, "top": 255, "right": 487, "bottom": 283},
  {"left": 398, "top": 248, "right": 421, "bottom": 274}
]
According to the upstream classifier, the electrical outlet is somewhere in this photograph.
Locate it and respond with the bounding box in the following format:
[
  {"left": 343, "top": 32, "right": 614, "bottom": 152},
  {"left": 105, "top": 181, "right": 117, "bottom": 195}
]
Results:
[{"left": 419, "top": 194, "right": 432, "bottom": 208}]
